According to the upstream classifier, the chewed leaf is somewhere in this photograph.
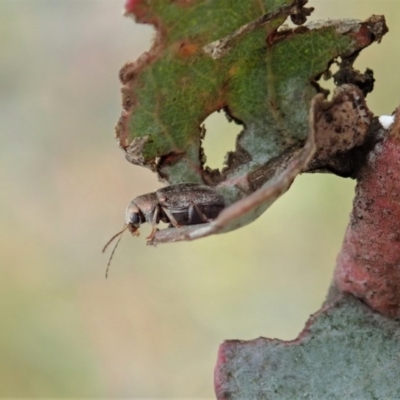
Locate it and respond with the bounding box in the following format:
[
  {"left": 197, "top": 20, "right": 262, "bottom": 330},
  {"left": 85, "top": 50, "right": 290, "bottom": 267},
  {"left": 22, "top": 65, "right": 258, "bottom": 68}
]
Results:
[
  {"left": 117, "top": 1, "right": 387, "bottom": 241},
  {"left": 118, "top": 2, "right": 385, "bottom": 189}
]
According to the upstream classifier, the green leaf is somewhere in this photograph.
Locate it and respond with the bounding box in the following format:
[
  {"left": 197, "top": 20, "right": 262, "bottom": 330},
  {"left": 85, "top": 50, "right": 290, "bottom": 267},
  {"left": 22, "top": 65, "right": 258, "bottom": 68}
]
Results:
[
  {"left": 119, "top": 3, "right": 384, "bottom": 198},
  {"left": 118, "top": 2, "right": 387, "bottom": 240}
]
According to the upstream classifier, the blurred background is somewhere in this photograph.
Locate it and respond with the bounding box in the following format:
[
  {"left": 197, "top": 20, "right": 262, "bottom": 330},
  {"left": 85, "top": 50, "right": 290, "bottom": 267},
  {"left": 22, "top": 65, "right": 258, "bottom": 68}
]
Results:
[{"left": 1, "top": 0, "right": 399, "bottom": 398}]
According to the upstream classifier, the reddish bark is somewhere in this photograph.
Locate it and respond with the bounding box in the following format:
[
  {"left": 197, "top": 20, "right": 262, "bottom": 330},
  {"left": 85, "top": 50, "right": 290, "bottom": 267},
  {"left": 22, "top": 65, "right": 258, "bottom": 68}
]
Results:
[{"left": 335, "top": 109, "right": 400, "bottom": 318}]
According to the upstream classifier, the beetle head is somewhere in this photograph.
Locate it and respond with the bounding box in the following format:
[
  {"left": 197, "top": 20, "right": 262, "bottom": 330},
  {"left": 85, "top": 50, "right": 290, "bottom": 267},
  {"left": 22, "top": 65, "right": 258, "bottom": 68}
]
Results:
[
  {"left": 102, "top": 201, "right": 145, "bottom": 278},
  {"left": 125, "top": 201, "right": 145, "bottom": 232}
]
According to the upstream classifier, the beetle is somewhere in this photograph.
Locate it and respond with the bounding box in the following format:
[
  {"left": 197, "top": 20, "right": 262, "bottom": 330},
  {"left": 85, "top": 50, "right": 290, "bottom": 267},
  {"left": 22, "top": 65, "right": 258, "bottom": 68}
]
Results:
[{"left": 102, "top": 183, "right": 226, "bottom": 277}]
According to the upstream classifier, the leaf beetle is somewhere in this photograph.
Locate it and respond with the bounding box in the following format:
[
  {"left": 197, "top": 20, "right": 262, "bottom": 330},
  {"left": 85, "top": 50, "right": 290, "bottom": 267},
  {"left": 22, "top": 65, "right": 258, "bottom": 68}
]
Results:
[{"left": 103, "top": 183, "right": 226, "bottom": 277}]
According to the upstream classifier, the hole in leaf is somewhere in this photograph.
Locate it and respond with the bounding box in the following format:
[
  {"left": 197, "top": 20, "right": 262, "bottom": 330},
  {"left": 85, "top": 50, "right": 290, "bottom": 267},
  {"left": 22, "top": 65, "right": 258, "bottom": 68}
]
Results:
[
  {"left": 319, "top": 59, "right": 340, "bottom": 100},
  {"left": 201, "top": 110, "right": 243, "bottom": 170}
]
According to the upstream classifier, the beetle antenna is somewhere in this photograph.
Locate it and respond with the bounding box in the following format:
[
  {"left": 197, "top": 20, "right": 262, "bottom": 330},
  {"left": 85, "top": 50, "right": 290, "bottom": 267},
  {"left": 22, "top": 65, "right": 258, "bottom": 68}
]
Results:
[
  {"left": 102, "top": 225, "right": 129, "bottom": 279},
  {"left": 102, "top": 225, "right": 128, "bottom": 253}
]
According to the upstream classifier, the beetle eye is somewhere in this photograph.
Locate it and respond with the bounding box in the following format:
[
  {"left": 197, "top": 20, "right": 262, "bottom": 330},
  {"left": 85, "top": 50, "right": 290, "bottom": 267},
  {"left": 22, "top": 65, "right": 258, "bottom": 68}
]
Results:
[
  {"left": 129, "top": 212, "right": 141, "bottom": 226},
  {"left": 125, "top": 202, "right": 144, "bottom": 226}
]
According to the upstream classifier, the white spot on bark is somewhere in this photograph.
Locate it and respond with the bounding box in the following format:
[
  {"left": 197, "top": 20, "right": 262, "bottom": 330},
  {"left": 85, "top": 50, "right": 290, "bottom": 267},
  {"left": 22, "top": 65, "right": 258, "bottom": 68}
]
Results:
[{"left": 379, "top": 115, "right": 395, "bottom": 130}]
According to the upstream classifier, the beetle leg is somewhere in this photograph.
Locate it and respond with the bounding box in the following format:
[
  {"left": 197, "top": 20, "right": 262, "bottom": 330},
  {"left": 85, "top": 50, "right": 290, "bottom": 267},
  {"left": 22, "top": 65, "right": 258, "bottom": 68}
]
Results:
[
  {"left": 161, "top": 206, "right": 182, "bottom": 228},
  {"left": 189, "top": 203, "right": 209, "bottom": 223},
  {"left": 146, "top": 206, "right": 160, "bottom": 241}
]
